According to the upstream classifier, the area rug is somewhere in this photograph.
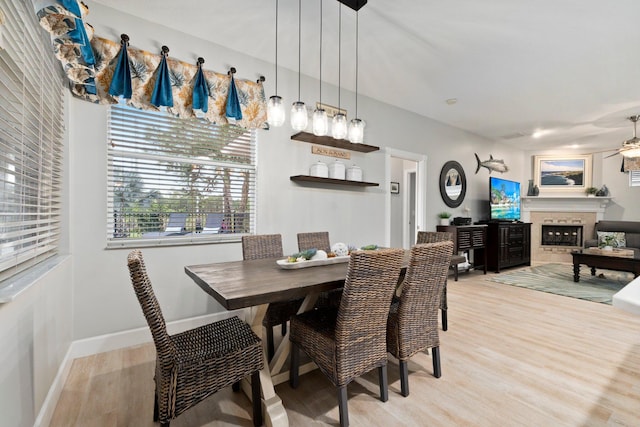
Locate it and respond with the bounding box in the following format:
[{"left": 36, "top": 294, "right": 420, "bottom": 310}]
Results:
[{"left": 487, "top": 263, "right": 634, "bottom": 304}]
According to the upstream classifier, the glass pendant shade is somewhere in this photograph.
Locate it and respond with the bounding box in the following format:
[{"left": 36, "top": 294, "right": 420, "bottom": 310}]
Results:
[
  {"left": 348, "top": 118, "right": 365, "bottom": 143},
  {"left": 332, "top": 113, "right": 348, "bottom": 139},
  {"left": 267, "top": 95, "right": 285, "bottom": 127},
  {"left": 291, "top": 101, "right": 308, "bottom": 131},
  {"left": 312, "top": 108, "right": 328, "bottom": 136}
]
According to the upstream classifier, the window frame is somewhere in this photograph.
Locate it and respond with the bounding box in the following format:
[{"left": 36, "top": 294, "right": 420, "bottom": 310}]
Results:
[{"left": 105, "top": 103, "right": 257, "bottom": 249}]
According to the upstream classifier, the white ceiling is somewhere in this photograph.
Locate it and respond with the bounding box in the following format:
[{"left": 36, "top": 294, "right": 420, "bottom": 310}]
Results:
[{"left": 92, "top": 0, "right": 640, "bottom": 153}]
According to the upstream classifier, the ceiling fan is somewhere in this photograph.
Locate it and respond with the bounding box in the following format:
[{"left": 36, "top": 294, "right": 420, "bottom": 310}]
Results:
[{"left": 601, "top": 115, "right": 640, "bottom": 158}]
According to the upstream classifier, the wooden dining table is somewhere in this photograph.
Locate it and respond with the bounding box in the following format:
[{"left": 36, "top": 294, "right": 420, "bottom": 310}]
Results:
[{"left": 184, "top": 252, "right": 410, "bottom": 427}]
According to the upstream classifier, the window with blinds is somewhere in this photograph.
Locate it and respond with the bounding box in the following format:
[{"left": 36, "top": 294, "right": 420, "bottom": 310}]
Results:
[
  {"left": 0, "top": 0, "right": 64, "bottom": 282},
  {"left": 107, "top": 104, "right": 256, "bottom": 247},
  {"left": 631, "top": 170, "right": 640, "bottom": 187}
]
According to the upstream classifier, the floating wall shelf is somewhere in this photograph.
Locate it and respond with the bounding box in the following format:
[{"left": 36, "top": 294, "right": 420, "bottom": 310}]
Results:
[
  {"left": 291, "top": 132, "right": 380, "bottom": 153},
  {"left": 290, "top": 175, "right": 379, "bottom": 187}
]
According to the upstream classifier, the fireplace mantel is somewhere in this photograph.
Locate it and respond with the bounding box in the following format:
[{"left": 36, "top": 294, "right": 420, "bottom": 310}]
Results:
[{"left": 521, "top": 196, "right": 611, "bottom": 222}]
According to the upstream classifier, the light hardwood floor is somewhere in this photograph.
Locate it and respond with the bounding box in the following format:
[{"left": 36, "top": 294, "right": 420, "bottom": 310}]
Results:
[{"left": 49, "top": 268, "right": 640, "bottom": 427}]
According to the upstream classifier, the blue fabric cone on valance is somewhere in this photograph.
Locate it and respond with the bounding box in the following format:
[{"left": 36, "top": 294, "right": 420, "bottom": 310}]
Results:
[
  {"left": 192, "top": 58, "right": 209, "bottom": 113},
  {"left": 108, "top": 35, "right": 132, "bottom": 99},
  {"left": 151, "top": 46, "right": 174, "bottom": 108},
  {"left": 226, "top": 72, "right": 242, "bottom": 121}
]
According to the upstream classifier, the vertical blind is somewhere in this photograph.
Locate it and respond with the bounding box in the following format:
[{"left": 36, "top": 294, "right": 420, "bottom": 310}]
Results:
[
  {"left": 631, "top": 170, "right": 640, "bottom": 187},
  {"left": 0, "top": 0, "right": 64, "bottom": 281},
  {"left": 107, "top": 104, "right": 256, "bottom": 247}
]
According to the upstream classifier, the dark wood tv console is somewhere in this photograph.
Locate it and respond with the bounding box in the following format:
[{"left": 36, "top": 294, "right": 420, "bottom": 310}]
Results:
[
  {"left": 436, "top": 224, "right": 487, "bottom": 274},
  {"left": 479, "top": 222, "right": 532, "bottom": 273}
]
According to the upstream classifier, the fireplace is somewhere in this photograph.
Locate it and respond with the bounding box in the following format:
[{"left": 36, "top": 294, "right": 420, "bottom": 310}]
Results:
[
  {"left": 521, "top": 196, "right": 611, "bottom": 263},
  {"left": 541, "top": 225, "right": 582, "bottom": 247}
]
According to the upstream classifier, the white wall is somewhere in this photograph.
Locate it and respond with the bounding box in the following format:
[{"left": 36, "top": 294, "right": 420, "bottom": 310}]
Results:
[{"left": 0, "top": 258, "right": 73, "bottom": 427}]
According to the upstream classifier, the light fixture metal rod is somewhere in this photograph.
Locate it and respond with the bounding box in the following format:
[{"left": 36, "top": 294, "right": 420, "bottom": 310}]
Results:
[
  {"left": 355, "top": 11, "right": 359, "bottom": 118},
  {"left": 297, "top": 0, "right": 301, "bottom": 101},
  {"left": 338, "top": 3, "right": 341, "bottom": 109},
  {"left": 319, "top": 0, "right": 323, "bottom": 104},
  {"left": 274, "top": 0, "right": 278, "bottom": 95}
]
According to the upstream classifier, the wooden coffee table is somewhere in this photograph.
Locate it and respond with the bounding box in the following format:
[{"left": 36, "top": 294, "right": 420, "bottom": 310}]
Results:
[{"left": 571, "top": 248, "right": 640, "bottom": 282}]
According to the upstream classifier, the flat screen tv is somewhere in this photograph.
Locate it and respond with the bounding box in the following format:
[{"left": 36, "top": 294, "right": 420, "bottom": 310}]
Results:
[{"left": 490, "top": 177, "right": 521, "bottom": 221}]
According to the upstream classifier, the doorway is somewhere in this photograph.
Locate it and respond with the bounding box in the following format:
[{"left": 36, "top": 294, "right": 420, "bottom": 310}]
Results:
[{"left": 386, "top": 149, "right": 427, "bottom": 249}]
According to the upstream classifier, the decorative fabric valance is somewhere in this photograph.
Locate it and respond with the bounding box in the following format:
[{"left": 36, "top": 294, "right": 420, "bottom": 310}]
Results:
[{"left": 36, "top": 0, "right": 267, "bottom": 129}]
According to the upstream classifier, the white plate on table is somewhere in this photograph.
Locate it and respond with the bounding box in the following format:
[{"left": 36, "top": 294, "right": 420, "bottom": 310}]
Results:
[{"left": 276, "top": 255, "right": 350, "bottom": 269}]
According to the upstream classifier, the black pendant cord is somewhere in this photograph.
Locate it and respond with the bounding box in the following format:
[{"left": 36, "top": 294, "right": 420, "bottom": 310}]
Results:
[
  {"left": 355, "top": 11, "right": 359, "bottom": 118},
  {"left": 274, "top": 0, "right": 278, "bottom": 96},
  {"left": 319, "top": 0, "right": 323, "bottom": 106},
  {"left": 297, "top": 0, "right": 302, "bottom": 102},
  {"left": 337, "top": 3, "right": 341, "bottom": 110}
]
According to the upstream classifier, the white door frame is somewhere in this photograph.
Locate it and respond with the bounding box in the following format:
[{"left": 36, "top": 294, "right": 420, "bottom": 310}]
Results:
[
  {"left": 384, "top": 148, "right": 428, "bottom": 248},
  {"left": 404, "top": 169, "right": 417, "bottom": 248}
]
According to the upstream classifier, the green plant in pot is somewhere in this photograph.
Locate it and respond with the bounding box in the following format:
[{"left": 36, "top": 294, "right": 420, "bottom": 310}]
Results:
[
  {"left": 585, "top": 187, "right": 598, "bottom": 196},
  {"left": 438, "top": 211, "right": 452, "bottom": 225}
]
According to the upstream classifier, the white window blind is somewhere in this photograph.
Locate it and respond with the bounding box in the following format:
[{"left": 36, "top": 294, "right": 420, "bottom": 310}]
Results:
[
  {"left": 0, "top": 0, "right": 64, "bottom": 282},
  {"left": 107, "top": 104, "right": 256, "bottom": 247},
  {"left": 631, "top": 170, "right": 640, "bottom": 187}
]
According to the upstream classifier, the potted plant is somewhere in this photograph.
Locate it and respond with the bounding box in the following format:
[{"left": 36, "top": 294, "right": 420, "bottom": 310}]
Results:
[
  {"left": 438, "top": 212, "right": 452, "bottom": 226},
  {"left": 585, "top": 187, "right": 598, "bottom": 197}
]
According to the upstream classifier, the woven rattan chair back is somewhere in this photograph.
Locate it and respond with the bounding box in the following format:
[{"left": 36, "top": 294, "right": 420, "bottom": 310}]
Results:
[
  {"left": 334, "top": 248, "right": 405, "bottom": 385},
  {"left": 127, "top": 250, "right": 176, "bottom": 360},
  {"left": 416, "top": 231, "right": 453, "bottom": 247},
  {"left": 387, "top": 241, "right": 453, "bottom": 396},
  {"left": 392, "top": 241, "right": 452, "bottom": 356},
  {"left": 242, "top": 234, "right": 283, "bottom": 260},
  {"left": 297, "top": 231, "right": 331, "bottom": 253}
]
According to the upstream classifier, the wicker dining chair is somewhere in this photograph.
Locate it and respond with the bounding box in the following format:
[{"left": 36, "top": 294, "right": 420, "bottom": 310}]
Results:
[
  {"left": 387, "top": 241, "right": 453, "bottom": 397},
  {"left": 297, "top": 231, "right": 342, "bottom": 308},
  {"left": 416, "top": 230, "right": 463, "bottom": 331},
  {"left": 289, "top": 248, "right": 405, "bottom": 427},
  {"left": 126, "top": 250, "right": 264, "bottom": 427},
  {"left": 242, "top": 234, "right": 304, "bottom": 360},
  {"left": 297, "top": 231, "right": 331, "bottom": 253}
]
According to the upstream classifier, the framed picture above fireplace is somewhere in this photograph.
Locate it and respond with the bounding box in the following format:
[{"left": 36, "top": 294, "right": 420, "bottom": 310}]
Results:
[{"left": 533, "top": 154, "right": 592, "bottom": 194}]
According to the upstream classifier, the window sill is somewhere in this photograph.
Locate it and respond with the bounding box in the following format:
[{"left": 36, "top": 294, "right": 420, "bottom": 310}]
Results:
[
  {"left": 105, "top": 233, "right": 242, "bottom": 249},
  {"left": 0, "top": 255, "right": 71, "bottom": 303}
]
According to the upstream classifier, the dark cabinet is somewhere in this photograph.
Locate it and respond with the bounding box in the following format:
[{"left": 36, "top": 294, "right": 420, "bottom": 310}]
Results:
[
  {"left": 436, "top": 224, "right": 487, "bottom": 274},
  {"left": 483, "top": 222, "right": 531, "bottom": 272}
]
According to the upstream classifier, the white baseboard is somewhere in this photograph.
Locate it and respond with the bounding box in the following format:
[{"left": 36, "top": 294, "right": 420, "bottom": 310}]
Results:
[{"left": 34, "top": 309, "right": 247, "bottom": 427}]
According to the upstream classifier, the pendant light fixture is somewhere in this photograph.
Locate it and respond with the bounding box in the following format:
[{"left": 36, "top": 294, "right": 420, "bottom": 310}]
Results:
[
  {"left": 331, "top": 3, "right": 348, "bottom": 140},
  {"left": 348, "top": 11, "right": 365, "bottom": 143},
  {"left": 312, "top": 0, "right": 328, "bottom": 136},
  {"left": 290, "top": 0, "right": 308, "bottom": 131},
  {"left": 267, "top": 0, "right": 285, "bottom": 127}
]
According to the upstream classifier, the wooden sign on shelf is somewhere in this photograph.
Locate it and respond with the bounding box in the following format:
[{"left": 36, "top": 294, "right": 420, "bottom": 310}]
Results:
[{"left": 311, "top": 146, "right": 351, "bottom": 159}]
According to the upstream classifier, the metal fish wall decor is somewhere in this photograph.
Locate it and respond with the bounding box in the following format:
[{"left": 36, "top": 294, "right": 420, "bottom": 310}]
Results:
[{"left": 475, "top": 153, "right": 509, "bottom": 174}]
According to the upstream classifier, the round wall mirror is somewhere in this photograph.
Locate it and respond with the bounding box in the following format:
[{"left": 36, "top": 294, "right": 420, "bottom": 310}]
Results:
[{"left": 439, "top": 161, "right": 466, "bottom": 208}]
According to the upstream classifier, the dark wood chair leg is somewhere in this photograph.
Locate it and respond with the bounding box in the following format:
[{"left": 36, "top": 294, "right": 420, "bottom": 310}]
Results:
[
  {"left": 232, "top": 381, "right": 240, "bottom": 392},
  {"left": 441, "top": 281, "right": 448, "bottom": 331},
  {"left": 399, "top": 360, "right": 409, "bottom": 397},
  {"left": 153, "top": 390, "right": 159, "bottom": 421},
  {"left": 432, "top": 346, "right": 442, "bottom": 378},
  {"left": 453, "top": 264, "right": 459, "bottom": 281},
  {"left": 251, "top": 371, "right": 263, "bottom": 427},
  {"left": 337, "top": 386, "right": 349, "bottom": 427},
  {"left": 266, "top": 326, "right": 275, "bottom": 361},
  {"left": 281, "top": 322, "right": 287, "bottom": 336},
  {"left": 378, "top": 365, "right": 388, "bottom": 402},
  {"left": 289, "top": 342, "right": 300, "bottom": 388}
]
